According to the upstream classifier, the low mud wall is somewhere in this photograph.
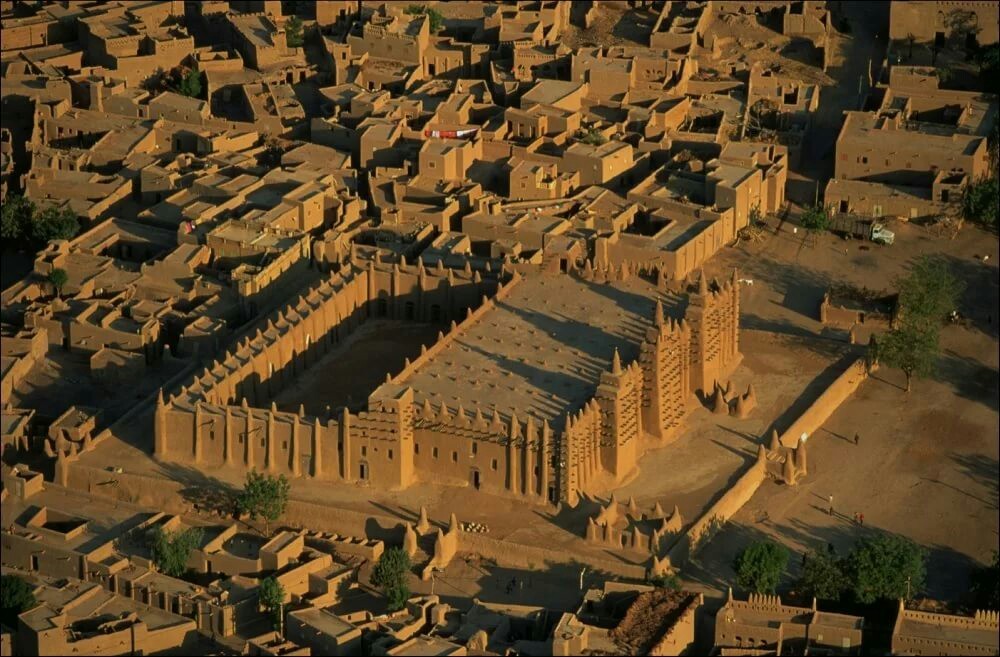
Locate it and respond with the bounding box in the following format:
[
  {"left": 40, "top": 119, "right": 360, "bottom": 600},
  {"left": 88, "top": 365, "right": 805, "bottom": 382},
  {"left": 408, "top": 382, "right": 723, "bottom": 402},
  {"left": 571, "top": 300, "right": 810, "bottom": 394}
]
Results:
[
  {"left": 665, "top": 456, "right": 767, "bottom": 568},
  {"left": 779, "top": 357, "right": 869, "bottom": 447}
]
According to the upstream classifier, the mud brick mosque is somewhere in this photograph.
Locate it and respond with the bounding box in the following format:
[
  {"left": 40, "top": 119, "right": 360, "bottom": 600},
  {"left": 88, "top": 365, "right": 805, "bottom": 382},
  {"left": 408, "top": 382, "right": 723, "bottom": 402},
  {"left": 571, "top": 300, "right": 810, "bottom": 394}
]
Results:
[{"left": 154, "top": 258, "right": 740, "bottom": 507}]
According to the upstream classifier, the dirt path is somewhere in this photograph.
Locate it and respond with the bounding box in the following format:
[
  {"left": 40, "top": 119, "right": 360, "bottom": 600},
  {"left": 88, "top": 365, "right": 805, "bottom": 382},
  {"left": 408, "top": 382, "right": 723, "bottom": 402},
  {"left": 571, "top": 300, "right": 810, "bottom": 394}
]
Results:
[{"left": 796, "top": 1, "right": 890, "bottom": 187}]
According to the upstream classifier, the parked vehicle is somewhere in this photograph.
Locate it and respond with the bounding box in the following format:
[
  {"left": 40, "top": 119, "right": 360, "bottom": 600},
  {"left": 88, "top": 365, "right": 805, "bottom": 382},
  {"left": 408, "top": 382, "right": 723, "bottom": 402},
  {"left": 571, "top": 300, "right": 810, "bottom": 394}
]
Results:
[{"left": 829, "top": 215, "right": 895, "bottom": 245}]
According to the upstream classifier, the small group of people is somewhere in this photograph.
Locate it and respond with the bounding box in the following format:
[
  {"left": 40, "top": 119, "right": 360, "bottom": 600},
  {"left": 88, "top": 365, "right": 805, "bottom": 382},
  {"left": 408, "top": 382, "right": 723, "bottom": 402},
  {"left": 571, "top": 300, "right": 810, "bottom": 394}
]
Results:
[
  {"left": 504, "top": 577, "right": 522, "bottom": 594},
  {"left": 828, "top": 496, "right": 864, "bottom": 526}
]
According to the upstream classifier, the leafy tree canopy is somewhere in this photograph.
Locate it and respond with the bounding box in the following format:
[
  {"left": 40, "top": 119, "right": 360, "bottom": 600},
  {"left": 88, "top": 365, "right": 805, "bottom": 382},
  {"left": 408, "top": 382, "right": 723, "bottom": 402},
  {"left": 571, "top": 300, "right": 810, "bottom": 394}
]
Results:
[
  {"left": 404, "top": 5, "right": 443, "bottom": 33},
  {"left": 734, "top": 541, "right": 789, "bottom": 594},
  {"left": 896, "top": 256, "right": 965, "bottom": 329},
  {"left": 47, "top": 268, "right": 69, "bottom": 295},
  {"left": 577, "top": 127, "right": 608, "bottom": 146},
  {"left": 970, "top": 551, "right": 999, "bottom": 611},
  {"left": 800, "top": 204, "right": 831, "bottom": 232},
  {"left": 877, "top": 321, "right": 939, "bottom": 392},
  {"left": 258, "top": 576, "right": 285, "bottom": 630},
  {"left": 843, "top": 534, "right": 927, "bottom": 604},
  {"left": 650, "top": 573, "right": 682, "bottom": 591},
  {"left": 177, "top": 67, "right": 202, "bottom": 98},
  {"left": 1, "top": 574, "right": 36, "bottom": 629},
  {"left": 285, "top": 15, "right": 304, "bottom": 48},
  {"left": 1, "top": 195, "right": 35, "bottom": 242},
  {"left": 799, "top": 550, "right": 847, "bottom": 601},
  {"left": 962, "top": 176, "right": 998, "bottom": 227},
  {"left": 979, "top": 44, "right": 1000, "bottom": 86},
  {"left": 237, "top": 470, "right": 291, "bottom": 534},
  {"left": 371, "top": 547, "right": 412, "bottom": 611},
  {"left": 148, "top": 526, "right": 204, "bottom": 578},
  {"left": 31, "top": 204, "right": 79, "bottom": 245},
  {"left": 1, "top": 197, "right": 79, "bottom": 251}
]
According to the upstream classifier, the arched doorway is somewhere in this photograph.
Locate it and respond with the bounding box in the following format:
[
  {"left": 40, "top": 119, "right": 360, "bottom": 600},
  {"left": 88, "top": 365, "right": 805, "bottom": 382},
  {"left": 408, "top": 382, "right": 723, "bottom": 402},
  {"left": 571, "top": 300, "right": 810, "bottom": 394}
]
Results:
[{"left": 470, "top": 468, "right": 481, "bottom": 490}]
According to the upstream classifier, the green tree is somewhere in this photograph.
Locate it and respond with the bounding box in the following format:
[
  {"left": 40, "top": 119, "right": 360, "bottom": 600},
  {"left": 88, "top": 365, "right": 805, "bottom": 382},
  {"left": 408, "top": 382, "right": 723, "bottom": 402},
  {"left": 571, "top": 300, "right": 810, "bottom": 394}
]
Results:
[
  {"left": 896, "top": 256, "right": 965, "bottom": 329},
  {"left": 0, "top": 574, "right": 36, "bottom": 629},
  {"left": 576, "top": 127, "right": 608, "bottom": 146},
  {"left": 800, "top": 204, "right": 831, "bottom": 232},
  {"left": 734, "top": 541, "right": 789, "bottom": 594},
  {"left": 371, "top": 547, "right": 412, "bottom": 611},
  {"left": 31, "top": 204, "right": 79, "bottom": 245},
  {"left": 944, "top": 8, "right": 980, "bottom": 54},
  {"left": 148, "top": 526, "right": 205, "bottom": 577},
  {"left": 258, "top": 576, "right": 285, "bottom": 632},
  {"left": 404, "top": 5, "right": 443, "bottom": 33},
  {"left": 749, "top": 203, "right": 763, "bottom": 226},
  {"left": 285, "top": 15, "right": 304, "bottom": 48},
  {"left": 988, "top": 120, "right": 999, "bottom": 177},
  {"left": 844, "top": 534, "right": 927, "bottom": 604},
  {"left": 177, "top": 67, "right": 202, "bottom": 98},
  {"left": 650, "top": 573, "right": 682, "bottom": 591},
  {"left": 237, "top": 470, "right": 291, "bottom": 535},
  {"left": 259, "top": 137, "right": 284, "bottom": 168},
  {"left": 978, "top": 44, "right": 1000, "bottom": 88},
  {"left": 970, "top": 551, "right": 999, "bottom": 611},
  {"left": 1, "top": 195, "right": 35, "bottom": 243},
  {"left": 877, "top": 322, "right": 939, "bottom": 392},
  {"left": 962, "top": 176, "right": 999, "bottom": 227},
  {"left": 799, "top": 550, "right": 847, "bottom": 601},
  {"left": 47, "top": 268, "right": 69, "bottom": 298}
]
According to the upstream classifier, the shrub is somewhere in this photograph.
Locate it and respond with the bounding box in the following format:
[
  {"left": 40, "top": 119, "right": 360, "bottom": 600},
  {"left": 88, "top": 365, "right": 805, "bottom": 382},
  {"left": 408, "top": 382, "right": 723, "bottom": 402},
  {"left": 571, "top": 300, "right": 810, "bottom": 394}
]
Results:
[
  {"left": 800, "top": 204, "right": 831, "bottom": 232},
  {"left": 576, "top": 127, "right": 608, "bottom": 146},
  {"left": 404, "top": 5, "right": 443, "bottom": 33},
  {"left": 177, "top": 68, "right": 202, "bottom": 98}
]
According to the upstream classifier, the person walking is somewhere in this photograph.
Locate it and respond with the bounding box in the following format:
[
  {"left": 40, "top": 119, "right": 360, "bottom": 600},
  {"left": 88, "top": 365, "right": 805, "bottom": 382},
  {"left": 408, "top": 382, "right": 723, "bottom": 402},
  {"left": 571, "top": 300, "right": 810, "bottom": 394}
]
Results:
[
  {"left": 859, "top": 512, "right": 864, "bottom": 527},
  {"left": 828, "top": 495, "right": 835, "bottom": 516}
]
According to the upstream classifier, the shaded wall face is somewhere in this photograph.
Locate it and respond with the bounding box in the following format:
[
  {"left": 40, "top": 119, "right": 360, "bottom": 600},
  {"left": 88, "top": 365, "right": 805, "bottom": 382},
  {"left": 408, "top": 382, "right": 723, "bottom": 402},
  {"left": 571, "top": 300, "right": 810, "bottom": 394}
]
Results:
[
  {"left": 836, "top": 135, "right": 984, "bottom": 185},
  {"left": 890, "top": 1, "right": 1000, "bottom": 44},
  {"left": 715, "top": 619, "right": 781, "bottom": 650}
]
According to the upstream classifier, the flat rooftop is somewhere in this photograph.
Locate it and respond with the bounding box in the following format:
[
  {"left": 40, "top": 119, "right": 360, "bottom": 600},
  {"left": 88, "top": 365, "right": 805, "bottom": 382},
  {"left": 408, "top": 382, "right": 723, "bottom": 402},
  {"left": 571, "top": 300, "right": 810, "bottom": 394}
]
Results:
[
  {"left": 396, "top": 275, "right": 666, "bottom": 428},
  {"left": 290, "top": 606, "right": 358, "bottom": 637},
  {"left": 387, "top": 636, "right": 464, "bottom": 655},
  {"left": 897, "top": 617, "right": 999, "bottom": 648}
]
